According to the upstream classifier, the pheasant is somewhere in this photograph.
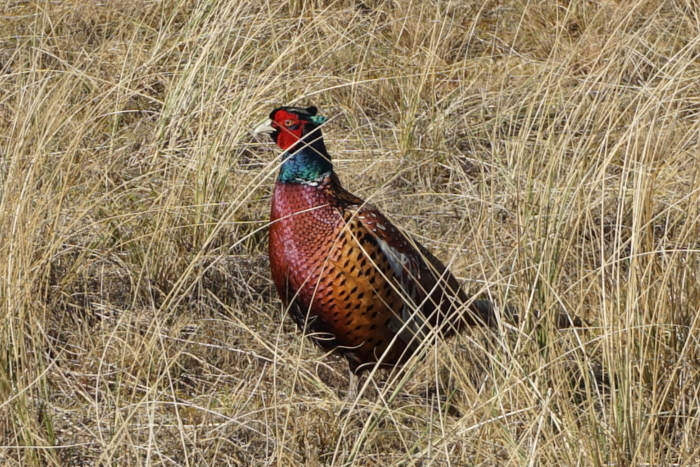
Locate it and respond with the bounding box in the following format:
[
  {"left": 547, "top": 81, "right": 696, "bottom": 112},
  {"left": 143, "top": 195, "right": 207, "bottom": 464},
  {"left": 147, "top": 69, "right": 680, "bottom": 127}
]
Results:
[{"left": 254, "top": 106, "right": 519, "bottom": 397}]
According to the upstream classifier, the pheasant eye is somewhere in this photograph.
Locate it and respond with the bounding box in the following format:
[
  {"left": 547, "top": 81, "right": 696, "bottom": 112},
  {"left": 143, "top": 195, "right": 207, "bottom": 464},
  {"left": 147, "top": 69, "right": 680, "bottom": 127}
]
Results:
[{"left": 284, "top": 119, "right": 294, "bottom": 127}]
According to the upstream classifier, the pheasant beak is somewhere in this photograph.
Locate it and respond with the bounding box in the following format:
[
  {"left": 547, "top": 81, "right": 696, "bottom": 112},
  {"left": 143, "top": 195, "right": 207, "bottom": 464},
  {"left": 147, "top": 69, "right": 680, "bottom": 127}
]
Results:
[{"left": 253, "top": 119, "right": 275, "bottom": 135}]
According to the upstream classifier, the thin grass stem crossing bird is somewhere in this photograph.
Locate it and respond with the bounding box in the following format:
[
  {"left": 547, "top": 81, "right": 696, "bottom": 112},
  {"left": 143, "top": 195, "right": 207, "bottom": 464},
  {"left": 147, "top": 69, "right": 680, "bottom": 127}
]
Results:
[{"left": 254, "top": 106, "right": 544, "bottom": 398}]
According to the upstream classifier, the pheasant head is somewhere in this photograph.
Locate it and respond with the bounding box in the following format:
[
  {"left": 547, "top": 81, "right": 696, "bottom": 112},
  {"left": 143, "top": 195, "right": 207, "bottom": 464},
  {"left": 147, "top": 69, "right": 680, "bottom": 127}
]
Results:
[{"left": 254, "top": 106, "right": 332, "bottom": 184}]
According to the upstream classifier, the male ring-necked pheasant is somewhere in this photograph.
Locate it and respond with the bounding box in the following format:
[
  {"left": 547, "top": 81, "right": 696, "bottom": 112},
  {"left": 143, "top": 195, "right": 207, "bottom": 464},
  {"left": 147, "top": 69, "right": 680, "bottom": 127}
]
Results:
[{"left": 255, "top": 106, "right": 513, "bottom": 396}]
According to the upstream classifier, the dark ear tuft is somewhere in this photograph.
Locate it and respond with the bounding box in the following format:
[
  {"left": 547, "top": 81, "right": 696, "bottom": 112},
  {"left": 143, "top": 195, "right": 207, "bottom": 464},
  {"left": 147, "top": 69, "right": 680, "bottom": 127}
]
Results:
[{"left": 306, "top": 106, "right": 318, "bottom": 116}]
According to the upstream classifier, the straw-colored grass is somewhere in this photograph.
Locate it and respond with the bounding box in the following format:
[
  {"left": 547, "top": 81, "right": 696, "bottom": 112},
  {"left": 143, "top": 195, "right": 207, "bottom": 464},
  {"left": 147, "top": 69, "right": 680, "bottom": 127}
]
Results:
[{"left": 1, "top": 0, "right": 699, "bottom": 465}]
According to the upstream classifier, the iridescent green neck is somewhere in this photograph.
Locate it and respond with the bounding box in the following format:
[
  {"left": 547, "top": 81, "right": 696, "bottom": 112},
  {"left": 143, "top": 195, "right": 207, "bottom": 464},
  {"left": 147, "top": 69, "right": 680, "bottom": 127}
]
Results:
[{"left": 278, "top": 148, "right": 333, "bottom": 184}]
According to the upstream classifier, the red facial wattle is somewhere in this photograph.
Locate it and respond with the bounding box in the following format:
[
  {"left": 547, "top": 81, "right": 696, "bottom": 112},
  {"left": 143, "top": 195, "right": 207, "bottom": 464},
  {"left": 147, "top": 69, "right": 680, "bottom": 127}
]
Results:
[{"left": 270, "top": 109, "right": 307, "bottom": 151}]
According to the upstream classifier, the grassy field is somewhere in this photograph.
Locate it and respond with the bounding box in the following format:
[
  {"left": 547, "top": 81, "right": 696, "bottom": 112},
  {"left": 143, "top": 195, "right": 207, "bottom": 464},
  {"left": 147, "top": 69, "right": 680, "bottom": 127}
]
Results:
[{"left": 1, "top": 0, "right": 700, "bottom": 465}]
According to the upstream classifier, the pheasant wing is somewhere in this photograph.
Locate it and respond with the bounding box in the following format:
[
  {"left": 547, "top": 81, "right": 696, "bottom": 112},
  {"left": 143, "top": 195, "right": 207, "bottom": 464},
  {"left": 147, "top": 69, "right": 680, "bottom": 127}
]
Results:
[{"left": 342, "top": 201, "right": 483, "bottom": 341}]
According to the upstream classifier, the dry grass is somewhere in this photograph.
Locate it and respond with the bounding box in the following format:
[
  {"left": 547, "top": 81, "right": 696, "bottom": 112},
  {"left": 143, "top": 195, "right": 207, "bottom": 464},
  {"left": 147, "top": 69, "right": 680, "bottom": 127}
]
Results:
[{"left": 1, "top": 0, "right": 700, "bottom": 465}]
